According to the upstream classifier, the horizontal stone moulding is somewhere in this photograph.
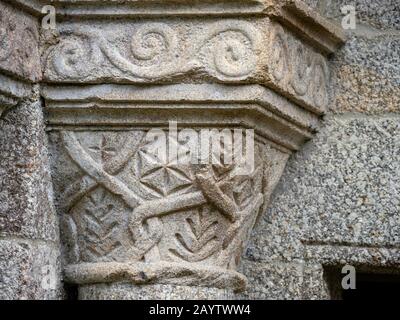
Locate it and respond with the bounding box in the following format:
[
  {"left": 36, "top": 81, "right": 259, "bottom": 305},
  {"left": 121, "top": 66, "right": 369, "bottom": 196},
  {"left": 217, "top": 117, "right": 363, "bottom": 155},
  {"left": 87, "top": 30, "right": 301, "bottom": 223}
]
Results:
[
  {"left": 64, "top": 261, "right": 247, "bottom": 292},
  {"left": 38, "top": 5, "right": 345, "bottom": 114},
  {"left": 0, "top": 73, "right": 34, "bottom": 116},
  {"left": 43, "top": 83, "right": 318, "bottom": 152}
]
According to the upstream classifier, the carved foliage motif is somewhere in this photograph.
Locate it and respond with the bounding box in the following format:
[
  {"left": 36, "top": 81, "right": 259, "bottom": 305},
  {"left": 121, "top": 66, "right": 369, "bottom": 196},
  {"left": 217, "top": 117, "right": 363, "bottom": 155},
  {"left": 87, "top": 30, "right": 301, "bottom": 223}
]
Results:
[
  {"left": 58, "top": 130, "right": 265, "bottom": 270},
  {"left": 268, "top": 23, "right": 329, "bottom": 110},
  {"left": 168, "top": 206, "right": 223, "bottom": 263}
]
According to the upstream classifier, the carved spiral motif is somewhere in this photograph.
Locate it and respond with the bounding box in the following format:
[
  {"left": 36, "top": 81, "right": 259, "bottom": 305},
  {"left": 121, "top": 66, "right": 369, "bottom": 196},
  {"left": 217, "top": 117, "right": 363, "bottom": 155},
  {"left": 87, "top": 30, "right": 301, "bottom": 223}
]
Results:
[
  {"left": 268, "top": 22, "right": 329, "bottom": 111},
  {"left": 213, "top": 34, "right": 254, "bottom": 78},
  {"left": 269, "top": 25, "right": 289, "bottom": 82},
  {"left": 130, "top": 23, "right": 178, "bottom": 65},
  {"left": 201, "top": 21, "right": 260, "bottom": 80},
  {"left": 290, "top": 41, "right": 313, "bottom": 96},
  {"left": 50, "top": 33, "right": 100, "bottom": 80}
]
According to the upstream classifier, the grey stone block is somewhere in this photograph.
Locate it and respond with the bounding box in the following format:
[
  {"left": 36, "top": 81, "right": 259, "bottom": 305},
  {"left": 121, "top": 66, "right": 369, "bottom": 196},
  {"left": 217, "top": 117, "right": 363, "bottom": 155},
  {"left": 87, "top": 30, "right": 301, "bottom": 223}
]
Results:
[
  {"left": 79, "top": 283, "right": 234, "bottom": 300},
  {"left": 0, "top": 1, "right": 41, "bottom": 81},
  {"left": 324, "top": 0, "right": 400, "bottom": 31},
  {"left": 238, "top": 260, "right": 303, "bottom": 299},
  {"left": 0, "top": 239, "right": 63, "bottom": 300},
  {"left": 272, "top": 115, "right": 400, "bottom": 248},
  {"left": 330, "top": 36, "right": 400, "bottom": 114},
  {"left": 0, "top": 98, "right": 59, "bottom": 242}
]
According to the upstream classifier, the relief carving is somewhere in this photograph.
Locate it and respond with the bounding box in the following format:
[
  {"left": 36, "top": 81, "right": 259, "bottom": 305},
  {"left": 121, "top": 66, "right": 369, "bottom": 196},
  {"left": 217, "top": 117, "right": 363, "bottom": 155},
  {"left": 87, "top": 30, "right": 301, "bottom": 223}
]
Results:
[
  {"left": 267, "top": 22, "right": 330, "bottom": 111},
  {"left": 54, "top": 129, "right": 273, "bottom": 289},
  {"left": 43, "top": 19, "right": 329, "bottom": 112},
  {"left": 44, "top": 20, "right": 260, "bottom": 82},
  {"left": 50, "top": 32, "right": 102, "bottom": 81}
]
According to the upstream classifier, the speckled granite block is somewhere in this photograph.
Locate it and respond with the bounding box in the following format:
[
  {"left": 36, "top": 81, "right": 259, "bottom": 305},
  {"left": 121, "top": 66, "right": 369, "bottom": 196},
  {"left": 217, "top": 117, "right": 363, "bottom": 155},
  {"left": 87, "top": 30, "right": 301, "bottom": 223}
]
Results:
[
  {"left": 79, "top": 283, "right": 235, "bottom": 300},
  {"left": 0, "top": 97, "right": 59, "bottom": 242},
  {"left": 0, "top": 239, "right": 63, "bottom": 300},
  {"left": 324, "top": 0, "right": 400, "bottom": 31}
]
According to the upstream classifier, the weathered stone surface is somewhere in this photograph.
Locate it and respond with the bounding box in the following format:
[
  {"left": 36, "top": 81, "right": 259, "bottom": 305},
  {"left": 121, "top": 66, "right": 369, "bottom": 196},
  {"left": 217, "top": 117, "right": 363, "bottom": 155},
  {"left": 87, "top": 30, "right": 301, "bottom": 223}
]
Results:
[
  {"left": 295, "top": 116, "right": 400, "bottom": 247},
  {"left": 49, "top": 126, "right": 287, "bottom": 291},
  {"left": 245, "top": 115, "right": 400, "bottom": 259},
  {"left": 0, "top": 1, "right": 41, "bottom": 82},
  {"left": 237, "top": 260, "right": 308, "bottom": 300},
  {"left": 7, "top": 0, "right": 400, "bottom": 301},
  {"left": 65, "top": 261, "right": 247, "bottom": 291},
  {"left": 79, "top": 283, "right": 234, "bottom": 300},
  {"left": 0, "top": 239, "right": 63, "bottom": 300},
  {"left": 304, "top": 245, "right": 400, "bottom": 268},
  {"left": 324, "top": 0, "right": 400, "bottom": 31},
  {"left": 42, "top": 18, "right": 333, "bottom": 114},
  {"left": 330, "top": 36, "right": 400, "bottom": 114},
  {"left": 0, "top": 97, "right": 59, "bottom": 241},
  {"left": 38, "top": 0, "right": 345, "bottom": 299},
  {"left": 241, "top": 114, "right": 400, "bottom": 299}
]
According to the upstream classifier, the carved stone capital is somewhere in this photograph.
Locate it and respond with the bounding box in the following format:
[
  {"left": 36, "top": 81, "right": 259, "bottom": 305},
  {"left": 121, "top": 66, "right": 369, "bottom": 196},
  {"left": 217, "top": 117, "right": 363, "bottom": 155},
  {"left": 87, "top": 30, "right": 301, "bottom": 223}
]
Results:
[
  {"left": 38, "top": 0, "right": 345, "bottom": 298},
  {"left": 0, "top": 1, "right": 41, "bottom": 116}
]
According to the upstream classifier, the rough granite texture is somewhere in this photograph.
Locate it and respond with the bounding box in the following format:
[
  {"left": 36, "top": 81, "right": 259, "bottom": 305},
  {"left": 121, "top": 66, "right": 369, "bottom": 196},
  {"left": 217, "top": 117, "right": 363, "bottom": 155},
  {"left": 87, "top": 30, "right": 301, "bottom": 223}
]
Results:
[
  {"left": 237, "top": 2, "right": 400, "bottom": 299},
  {"left": 0, "top": 96, "right": 62, "bottom": 299},
  {"left": 324, "top": 0, "right": 400, "bottom": 31},
  {"left": 79, "top": 283, "right": 235, "bottom": 300},
  {"left": 240, "top": 115, "right": 400, "bottom": 299},
  {"left": 0, "top": 97, "right": 59, "bottom": 241},
  {"left": 0, "top": 0, "right": 399, "bottom": 300},
  {"left": 0, "top": 239, "right": 62, "bottom": 300},
  {"left": 323, "top": 0, "right": 400, "bottom": 114},
  {"left": 0, "top": 1, "right": 41, "bottom": 81}
]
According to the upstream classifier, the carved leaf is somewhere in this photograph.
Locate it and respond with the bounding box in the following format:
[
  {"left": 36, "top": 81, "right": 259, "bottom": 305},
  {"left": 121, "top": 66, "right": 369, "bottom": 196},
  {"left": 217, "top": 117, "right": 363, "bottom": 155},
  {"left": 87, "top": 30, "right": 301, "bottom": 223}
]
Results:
[
  {"left": 169, "top": 206, "right": 222, "bottom": 262},
  {"left": 81, "top": 188, "right": 123, "bottom": 262}
]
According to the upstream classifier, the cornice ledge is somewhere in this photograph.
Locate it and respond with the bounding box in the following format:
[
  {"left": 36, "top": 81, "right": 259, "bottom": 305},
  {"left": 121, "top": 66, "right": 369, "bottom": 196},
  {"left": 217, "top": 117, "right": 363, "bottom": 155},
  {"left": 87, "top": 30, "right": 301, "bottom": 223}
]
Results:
[
  {"left": 42, "top": 83, "right": 318, "bottom": 152},
  {"left": 0, "top": 72, "right": 33, "bottom": 117},
  {"left": 265, "top": 0, "right": 346, "bottom": 54},
  {"left": 11, "top": 0, "right": 345, "bottom": 55}
]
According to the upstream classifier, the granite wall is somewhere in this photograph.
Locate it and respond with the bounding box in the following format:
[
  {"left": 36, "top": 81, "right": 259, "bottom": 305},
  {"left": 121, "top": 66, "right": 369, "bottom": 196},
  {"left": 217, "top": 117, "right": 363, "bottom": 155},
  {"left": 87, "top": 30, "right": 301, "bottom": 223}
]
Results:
[{"left": 240, "top": 0, "right": 400, "bottom": 299}]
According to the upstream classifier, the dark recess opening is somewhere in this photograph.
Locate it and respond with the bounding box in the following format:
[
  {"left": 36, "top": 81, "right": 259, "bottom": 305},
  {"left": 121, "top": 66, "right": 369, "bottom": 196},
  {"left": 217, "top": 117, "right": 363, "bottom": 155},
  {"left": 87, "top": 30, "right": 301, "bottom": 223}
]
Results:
[
  {"left": 64, "top": 283, "right": 79, "bottom": 300},
  {"left": 325, "top": 268, "right": 400, "bottom": 300}
]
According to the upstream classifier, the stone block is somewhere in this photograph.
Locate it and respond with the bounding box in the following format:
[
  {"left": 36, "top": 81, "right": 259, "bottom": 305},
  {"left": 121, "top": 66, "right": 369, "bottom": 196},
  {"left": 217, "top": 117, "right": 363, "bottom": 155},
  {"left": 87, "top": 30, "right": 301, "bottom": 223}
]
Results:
[
  {"left": 0, "top": 1, "right": 41, "bottom": 82},
  {"left": 0, "top": 98, "right": 59, "bottom": 242},
  {"left": 330, "top": 36, "right": 400, "bottom": 114},
  {"left": 324, "top": 0, "right": 400, "bottom": 31},
  {"left": 0, "top": 239, "right": 63, "bottom": 300}
]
